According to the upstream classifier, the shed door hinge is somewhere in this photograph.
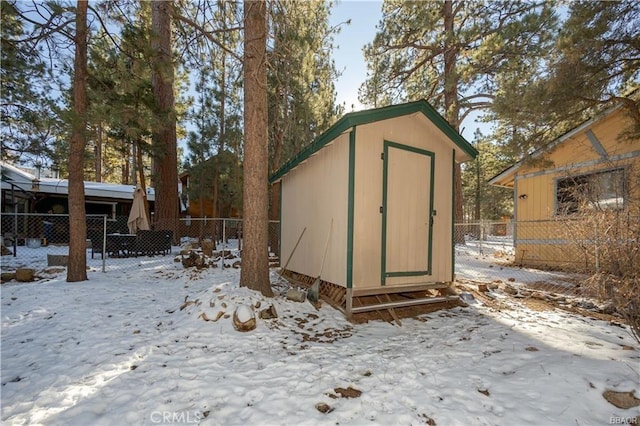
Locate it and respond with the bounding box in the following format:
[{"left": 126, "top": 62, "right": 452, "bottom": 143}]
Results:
[{"left": 381, "top": 152, "right": 384, "bottom": 160}]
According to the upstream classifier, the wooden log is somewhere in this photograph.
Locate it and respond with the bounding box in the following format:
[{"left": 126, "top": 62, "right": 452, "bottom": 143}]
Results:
[
  {"left": 382, "top": 294, "right": 402, "bottom": 326},
  {"left": 232, "top": 305, "right": 256, "bottom": 332},
  {"left": 47, "top": 254, "right": 68, "bottom": 267}
]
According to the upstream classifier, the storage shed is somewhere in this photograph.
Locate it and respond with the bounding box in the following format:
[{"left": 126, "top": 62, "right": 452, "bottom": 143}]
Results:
[{"left": 270, "top": 100, "right": 478, "bottom": 317}]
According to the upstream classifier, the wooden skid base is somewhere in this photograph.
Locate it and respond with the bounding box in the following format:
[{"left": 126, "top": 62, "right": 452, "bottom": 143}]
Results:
[
  {"left": 280, "top": 269, "right": 461, "bottom": 321},
  {"left": 350, "top": 295, "right": 459, "bottom": 313}
]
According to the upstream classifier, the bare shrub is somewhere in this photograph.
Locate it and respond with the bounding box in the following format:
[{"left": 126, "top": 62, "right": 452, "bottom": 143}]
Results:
[
  {"left": 557, "top": 162, "right": 639, "bottom": 343},
  {"left": 619, "top": 279, "right": 640, "bottom": 344},
  {"left": 587, "top": 273, "right": 640, "bottom": 343}
]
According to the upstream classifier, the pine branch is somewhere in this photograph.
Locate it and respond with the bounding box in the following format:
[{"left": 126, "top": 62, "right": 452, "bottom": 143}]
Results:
[{"left": 170, "top": 9, "right": 243, "bottom": 61}]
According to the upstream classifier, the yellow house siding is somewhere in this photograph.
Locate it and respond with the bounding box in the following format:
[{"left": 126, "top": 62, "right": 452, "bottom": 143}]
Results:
[
  {"left": 591, "top": 110, "right": 634, "bottom": 156},
  {"left": 550, "top": 133, "right": 598, "bottom": 166},
  {"left": 515, "top": 241, "right": 591, "bottom": 269},
  {"left": 512, "top": 109, "right": 639, "bottom": 222},
  {"left": 514, "top": 174, "right": 555, "bottom": 220},
  {"left": 509, "top": 108, "right": 640, "bottom": 269},
  {"left": 515, "top": 151, "right": 640, "bottom": 221}
]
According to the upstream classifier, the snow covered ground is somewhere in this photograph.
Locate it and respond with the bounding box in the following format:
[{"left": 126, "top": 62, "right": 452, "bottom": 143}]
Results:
[
  {"left": 455, "top": 235, "right": 582, "bottom": 289},
  {"left": 1, "top": 244, "right": 639, "bottom": 425}
]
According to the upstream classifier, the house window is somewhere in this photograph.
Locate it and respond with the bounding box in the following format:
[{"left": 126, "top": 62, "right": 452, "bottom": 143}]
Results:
[{"left": 556, "top": 168, "right": 626, "bottom": 214}]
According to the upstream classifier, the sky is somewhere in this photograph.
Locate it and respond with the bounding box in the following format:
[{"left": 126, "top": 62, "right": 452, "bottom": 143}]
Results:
[
  {"left": 328, "top": 1, "right": 487, "bottom": 141},
  {"left": 329, "top": 1, "right": 382, "bottom": 113}
]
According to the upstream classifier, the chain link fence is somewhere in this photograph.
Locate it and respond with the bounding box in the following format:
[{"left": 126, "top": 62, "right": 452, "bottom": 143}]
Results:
[
  {"left": 2, "top": 213, "right": 635, "bottom": 295},
  {"left": 454, "top": 216, "right": 638, "bottom": 296},
  {"left": 0, "top": 214, "right": 281, "bottom": 273}
]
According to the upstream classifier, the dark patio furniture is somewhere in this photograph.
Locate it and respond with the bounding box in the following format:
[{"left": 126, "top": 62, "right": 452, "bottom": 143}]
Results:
[
  {"left": 106, "top": 233, "right": 137, "bottom": 257},
  {"left": 133, "top": 230, "right": 173, "bottom": 257},
  {"left": 90, "top": 233, "right": 121, "bottom": 259}
]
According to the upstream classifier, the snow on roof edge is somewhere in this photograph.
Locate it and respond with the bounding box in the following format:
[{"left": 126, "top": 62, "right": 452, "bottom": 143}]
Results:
[{"left": 1, "top": 161, "right": 156, "bottom": 201}]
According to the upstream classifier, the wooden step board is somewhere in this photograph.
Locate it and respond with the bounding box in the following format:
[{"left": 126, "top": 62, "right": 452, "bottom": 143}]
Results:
[
  {"left": 353, "top": 282, "right": 450, "bottom": 297},
  {"left": 351, "top": 295, "right": 459, "bottom": 314}
]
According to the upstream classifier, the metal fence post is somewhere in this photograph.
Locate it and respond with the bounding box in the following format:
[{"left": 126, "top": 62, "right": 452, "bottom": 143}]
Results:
[
  {"left": 221, "top": 219, "right": 226, "bottom": 269},
  {"left": 102, "top": 215, "right": 107, "bottom": 273},
  {"left": 12, "top": 191, "right": 17, "bottom": 257}
]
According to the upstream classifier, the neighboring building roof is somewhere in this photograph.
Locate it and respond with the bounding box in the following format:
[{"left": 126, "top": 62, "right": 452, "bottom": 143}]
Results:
[
  {"left": 0, "top": 161, "right": 156, "bottom": 201},
  {"left": 488, "top": 103, "right": 625, "bottom": 188},
  {"left": 269, "top": 100, "right": 478, "bottom": 183}
]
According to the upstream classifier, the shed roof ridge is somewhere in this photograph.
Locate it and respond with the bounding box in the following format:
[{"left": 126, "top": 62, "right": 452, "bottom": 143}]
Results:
[{"left": 269, "top": 100, "right": 477, "bottom": 183}]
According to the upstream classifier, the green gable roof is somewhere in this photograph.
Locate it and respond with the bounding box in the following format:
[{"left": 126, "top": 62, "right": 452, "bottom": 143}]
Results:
[{"left": 269, "top": 100, "right": 478, "bottom": 183}]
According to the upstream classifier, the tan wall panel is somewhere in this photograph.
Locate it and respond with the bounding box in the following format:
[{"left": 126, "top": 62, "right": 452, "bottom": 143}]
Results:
[
  {"left": 352, "top": 114, "right": 455, "bottom": 289},
  {"left": 280, "top": 133, "right": 350, "bottom": 286},
  {"left": 351, "top": 124, "right": 383, "bottom": 289},
  {"left": 385, "top": 146, "right": 431, "bottom": 273}
]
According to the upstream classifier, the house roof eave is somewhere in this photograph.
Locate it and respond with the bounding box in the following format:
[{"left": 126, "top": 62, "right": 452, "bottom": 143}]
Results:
[
  {"left": 488, "top": 102, "right": 626, "bottom": 189},
  {"left": 2, "top": 161, "right": 156, "bottom": 202}
]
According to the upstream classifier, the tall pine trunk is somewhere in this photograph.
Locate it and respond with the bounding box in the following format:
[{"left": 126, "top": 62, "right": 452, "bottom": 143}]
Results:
[
  {"left": 67, "top": 0, "right": 88, "bottom": 282},
  {"left": 442, "top": 0, "right": 465, "bottom": 241},
  {"left": 240, "top": 0, "right": 273, "bottom": 297},
  {"left": 151, "top": 0, "right": 178, "bottom": 237}
]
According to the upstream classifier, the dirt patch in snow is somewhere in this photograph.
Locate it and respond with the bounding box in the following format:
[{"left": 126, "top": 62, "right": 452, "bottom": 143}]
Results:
[
  {"left": 330, "top": 386, "right": 362, "bottom": 399},
  {"left": 458, "top": 279, "right": 625, "bottom": 325}
]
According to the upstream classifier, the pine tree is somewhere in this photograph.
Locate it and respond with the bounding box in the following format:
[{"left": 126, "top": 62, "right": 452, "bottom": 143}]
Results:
[
  {"left": 548, "top": 1, "right": 639, "bottom": 124},
  {"left": 1, "top": 1, "right": 60, "bottom": 163},
  {"left": 184, "top": 66, "right": 218, "bottom": 219},
  {"left": 241, "top": 0, "right": 273, "bottom": 297},
  {"left": 361, "top": 0, "right": 557, "bottom": 226},
  {"left": 267, "top": 0, "right": 340, "bottom": 246},
  {"left": 461, "top": 131, "right": 514, "bottom": 220},
  {"left": 67, "top": 0, "right": 88, "bottom": 282},
  {"left": 492, "top": 0, "right": 639, "bottom": 153},
  {"left": 86, "top": 18, "right": 155, "bottom": 186},
  {"left": 183, "top": 0, "right": 243, "bottom": 221},
  {"left": 150, "top": 0, "right": 179, "bottom": 235}
]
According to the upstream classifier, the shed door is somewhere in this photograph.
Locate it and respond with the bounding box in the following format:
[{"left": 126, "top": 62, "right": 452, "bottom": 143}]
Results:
[{"left": 381, "top": 141, "right": 434, "bottom": 285}]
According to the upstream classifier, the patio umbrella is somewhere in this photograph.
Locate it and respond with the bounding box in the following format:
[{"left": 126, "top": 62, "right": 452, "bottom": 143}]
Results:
[{"left": 127, "top": 186, "right": 150, "bottom": 234}]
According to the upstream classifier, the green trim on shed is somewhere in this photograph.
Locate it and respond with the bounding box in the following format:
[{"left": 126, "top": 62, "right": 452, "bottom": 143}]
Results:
[
  {"left": 269, "top": 100, "right": 477, "bottom": 183},
  {"left": 381, "top": 140, "right": 435, "bottom": 285},
  {"left": 451, "top": 149, "right": 456, "bottom": 282},
  {"left": 346, "top": 127, "right": 356, "bottom": 289},
  {"left": 380, "top": 141, "right": 389, "bottom": 286}
]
